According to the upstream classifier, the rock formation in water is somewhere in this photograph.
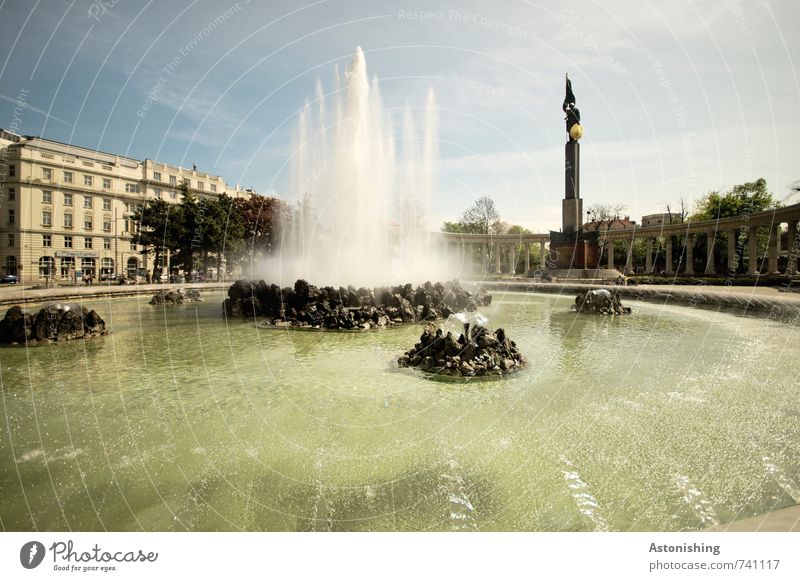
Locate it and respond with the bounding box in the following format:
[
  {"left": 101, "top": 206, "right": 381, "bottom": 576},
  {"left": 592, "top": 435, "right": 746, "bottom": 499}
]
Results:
[
  {"left": 223, "top": 279, "right": 492, "bottom": 330},
  {"left": 572, "top": 289, "right": 631, "bottom": 315},
  {"left": 397, "top": 322, "right": 525, "bottom": 377},
  {"left": 0, "top": 303, "right": 108, "bottom": 344},
  {"left": 149, "top": 288, "right": 202, "bottom": 305}
]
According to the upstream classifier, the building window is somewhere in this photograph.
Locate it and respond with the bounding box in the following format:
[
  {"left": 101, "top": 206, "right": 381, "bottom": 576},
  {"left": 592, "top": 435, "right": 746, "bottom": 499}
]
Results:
[
  {"left": 84, "top": 175, "right": 93, "bottom": 186},
  {"left": 103, "top": 198, "right": 111, "bottom": 210},
  {"left": 6, "top": 256, "right": 17, "bottom": 276},
  {"left": 63, "top": 171, "right": 73, "bottom": 183},
  {"left": 42, "top": 190, "right": 52, "bottom": 203},
  {"left": 130, "top": 242, "right": 136, "bottom": 251},
  {"left": 8, "top": 234, "right": 14, "bottom": 247},
  {"left": 102, "top": 177, "right": 112, "bottom": 189},
  {"left": 154, "top": 171, "right": 162, "bottom": 181},
  {"left": 64, "top": 193, "right": 73, "bottom": 206},
  {"left": 197, "top": 181, "right": 204, "bottom": 191},
  {"left": 84, "top": 217, "right": 93, "bottom": 230},
  {"left": 210, "top": 184, "right": 217, "bottom": 193},
  {"left": 154, "top": 188, "right": 162, "bottom": 198},
  {"left": 125, "top": 183, "right": 139, "bottom": 193},
  {"left": 169, "top": 175, "right": 176, "bottom": 185},
  {"left": 170, "top": 190, "right": 177, "bottom": 200},
  {"left": 103, "top": 238, "right": 111, "bottom": 250},
  {"left": 43, "top": 234, "right": 51, "bottom": 248},
  {"left": 39, "top": 256, "right": 55, "bottom": 278},
  {"left": 60, "top": 256, "right": 74, "bottom": 278},
  {"left": 64, "top": 213, "right": 73, "bottom": 228},
  {"left": 42, "top": 211, "right": 52, "bottom": 226},
  {"left": 8, "top": 209, "right": 14, "bottom": 224},
  {"left": 84, "top": 237, "right": 92, "bottom": 249},
  {"left": 64, "top": 236, "right": 73, "bottom": 248},
  {"left": 8, "top": 165, "right": 15, "bottom": 177},
  {"left": 42, "top": 167, "right": 52, "bottom": 180},
  {"left": 103, "top": 220, "right": 111, "bottom": 232},
  {"left": 83, "top": 195, "right": 92, "bottom": 208},
  {"left": 8, "top": 187, "right": 14, "bottom": 200}
]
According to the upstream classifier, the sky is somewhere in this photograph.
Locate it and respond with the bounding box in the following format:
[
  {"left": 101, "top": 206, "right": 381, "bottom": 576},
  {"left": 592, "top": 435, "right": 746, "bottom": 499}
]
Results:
[{"left": 0, "top": 0, "right": 798, "bottom": 232}]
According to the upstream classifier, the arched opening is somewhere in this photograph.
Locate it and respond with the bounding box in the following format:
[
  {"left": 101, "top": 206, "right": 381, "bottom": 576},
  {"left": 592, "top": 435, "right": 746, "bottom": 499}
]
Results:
[
  {"left": 81, "top": 257, "right": 96, "bottom": 279},
  {"left": 126, "top": 257, "right": 139, "bottom": 279},
  {"left": 39, "top": 256, "right": 55, "bottom": 279},
  {"left": 100, "top": 257, "right": 114, "bottom": 279},
  {"left": 6, "top": 255, "right": 17, "bottom": 275},
  {"left": 60, "top": 257, "right": 75, "bottom": 281}
]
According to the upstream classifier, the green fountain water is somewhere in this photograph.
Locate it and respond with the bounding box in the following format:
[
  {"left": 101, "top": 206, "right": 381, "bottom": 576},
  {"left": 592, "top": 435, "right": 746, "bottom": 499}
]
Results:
[{"left": 1, "top": 291, "right": 798, "bottom": 531}]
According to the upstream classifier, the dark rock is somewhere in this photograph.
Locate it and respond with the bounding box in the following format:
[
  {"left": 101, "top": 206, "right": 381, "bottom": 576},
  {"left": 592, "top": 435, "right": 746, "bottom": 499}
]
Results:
[
  {"left": 0, "top": 303, "right": 106, "bottom": 344},
  {"left": 572, "top": 289, "right": 632, "bottom": 315},
  {"left": 398, "top": 323, "right": 525, "bottom": 377},
  {"left": 0, "top": 305, "right": 31, "bottom": 343},
  {"left": 223, "top": 279, "right": 495, "bottom": 331},
  {"left": 228, "top": 279, "right": 255, "bottom": 300}
]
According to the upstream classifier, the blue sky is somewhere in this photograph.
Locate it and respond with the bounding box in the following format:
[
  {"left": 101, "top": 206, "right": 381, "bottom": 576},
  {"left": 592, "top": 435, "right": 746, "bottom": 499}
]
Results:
[{"left": 1, "top": 0, "right": 798, "bottom": 231}]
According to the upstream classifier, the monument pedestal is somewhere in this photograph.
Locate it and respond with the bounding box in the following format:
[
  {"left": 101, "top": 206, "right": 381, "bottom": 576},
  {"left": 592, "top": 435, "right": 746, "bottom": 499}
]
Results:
[{"left": 549, "top": 231, "right": 599, "bottom": 270}]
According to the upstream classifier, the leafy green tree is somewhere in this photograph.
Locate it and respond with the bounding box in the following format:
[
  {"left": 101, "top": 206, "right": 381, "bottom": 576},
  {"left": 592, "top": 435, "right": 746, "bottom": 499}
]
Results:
[
  {"left": 441, "top": 221, "right": 464, "bottom": 233},
  {"left": 691, "top": 178, "right": 779, "bottom": 273},
  {"left": 132, "top": 198, "right": 182, "bottom": 280}
]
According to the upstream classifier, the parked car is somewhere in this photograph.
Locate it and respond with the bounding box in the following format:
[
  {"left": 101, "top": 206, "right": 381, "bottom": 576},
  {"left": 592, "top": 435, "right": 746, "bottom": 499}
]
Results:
[{"left": 1, "top": 275, "right": 19, "bottom": 284}]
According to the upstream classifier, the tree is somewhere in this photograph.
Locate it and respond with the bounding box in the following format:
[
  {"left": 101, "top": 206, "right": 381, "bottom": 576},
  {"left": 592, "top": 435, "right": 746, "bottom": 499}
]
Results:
[
  {"left": 666, "top": 197, "right": 689, "bottom": 224},
  {"left": 132, "top": 198, "right": 182, "bottom": 280},
  {"left": 691, "top": 178, "right": 779, "bottom": 273},
  {"left": 196, "top": 194, "right": 244, "bottom": 280},
  {"left": 585, "top": 203, "right": 628, "bottom": 230},
  {"left": 442, "top": 195, "right": 501, "bottom": 235},
  {"left": 174, "top": 179, "right": 201, "bottom": 276},
  {"left": 441, "top": 221, "right": 464, "bottom": 233}
]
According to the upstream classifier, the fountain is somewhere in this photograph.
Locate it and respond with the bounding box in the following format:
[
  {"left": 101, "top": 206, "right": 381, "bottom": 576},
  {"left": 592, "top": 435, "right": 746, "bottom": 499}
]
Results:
[{"left": 266, "top": 47, "right": 453, "bottom": 287}]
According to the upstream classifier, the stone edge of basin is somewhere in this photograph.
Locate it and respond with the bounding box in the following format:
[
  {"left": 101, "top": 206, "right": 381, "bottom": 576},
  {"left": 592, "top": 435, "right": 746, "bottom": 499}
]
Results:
[
  {"left": 478, "top": 281, "right": 800, "bottom": 323},
  {"left": 0, "top": 283, "right": 230, "bottom": 307}
]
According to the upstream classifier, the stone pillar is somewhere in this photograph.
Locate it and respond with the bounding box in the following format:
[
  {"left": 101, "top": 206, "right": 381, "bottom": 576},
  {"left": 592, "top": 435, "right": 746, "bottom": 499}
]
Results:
[
  {"left": 482, "top": 243, "right": 488, "bottom": 273},
  {"left": 524, "top": 242, "right": 530, "bottom": 274},
  {"left": 540, "top": 241, "right": 546, "bottom": 268},
  {"left": 705, "top": 231, "right": 716, "bottom": 275},
  {"left": 685, "top": 234, "right": 695, "bottom": 275},
  {"left": 645, "top": 238, "right": 653, "bottom": 273},
  {"left": 727, "top": 229, "right": 737, "bottom": 272},
  {"left": 495, "top": 244, "right": 501, "bottom": 274},
  {"left": 665, "top": 236, "right": 673, "bottom": 274},
  {"left": 607, "top": 239, "right": 614, "bottom": 270},
  {"left": 787, "top": 221, "right": 798, "bottom": 276},
  {"left": 624, "top": 239, "right": 633, "bottom": 274},
  {"left": 510, "top": 244, "right": 517, "bottom": 275},
  {"left": 747, "top": 227, "right": 758, "bottom": 275},
  {"left": 768, "top": 224, "right": 779, "bottom": 274}
]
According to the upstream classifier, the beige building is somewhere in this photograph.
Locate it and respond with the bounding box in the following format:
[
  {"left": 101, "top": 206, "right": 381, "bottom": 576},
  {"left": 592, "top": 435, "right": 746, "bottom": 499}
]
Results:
[{"left": 0, "top": 129, "right": 250, "bottom": 284}]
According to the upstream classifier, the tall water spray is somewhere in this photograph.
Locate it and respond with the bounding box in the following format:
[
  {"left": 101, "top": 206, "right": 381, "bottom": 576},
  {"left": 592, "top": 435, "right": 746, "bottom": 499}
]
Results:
[{"left": 276, "top": 47, "right": 451, "bottom": 286}]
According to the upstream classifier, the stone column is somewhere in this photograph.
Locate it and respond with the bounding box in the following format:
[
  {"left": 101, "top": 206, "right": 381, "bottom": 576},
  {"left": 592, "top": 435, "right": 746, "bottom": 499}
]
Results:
[
  {"left": 705, "top": 231, "right": 716, "bottom": 275},
  {"left": 685, "top": 234, "right": 695, "bottom": 275},
  {"left": 510, "top": 244, "right": 517, "bottom": 275},
  {"left": 482, "top": 243, "right": 488, "bottom": 273},
  {"left": 768, "top": 224, "right": 780, "bottom": 274},
  {"left": 747, "top": 227, "right": 758, "bottom": 275},
  {"left": 607, "top": 239, "right": 614, "bottom": 270},
  {"left": 665, "top": 236, "right": 673, "bottom": 274},
  {"left": 524, "top": 242, "right": 530, "bottom": 274},
  {"left": 727, "top": 229, "right": 737, "bottom": 272},
  {"left": 787, "top": 221, "right": 798, "bottom": 276},
  {"left": 624, "top": 239, "right": 633, "bottom": 274},
  {"left": 645, "top": 238, "right": 653, "bottom": 273},
  {"left": 540, "top": 241, "right": 546, "bottom": 269},
  {"left": 495, "top": 244, "right": 502, "bottom": 274}
]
